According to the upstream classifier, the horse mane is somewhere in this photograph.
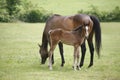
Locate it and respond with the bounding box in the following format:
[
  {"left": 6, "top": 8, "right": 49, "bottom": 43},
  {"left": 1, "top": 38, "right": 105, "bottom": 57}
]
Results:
[
  {"left": 73, "top": 14, "right": 84, "bottom": 27},
  {"left": 53, "top": 14, "right": 61, "bottom": 16},
  {"left": 73, "top": 25, "right": 83, "bottom": 31},
  {"left": 73, "top": 14, "right": 82, "bottom": 23}
]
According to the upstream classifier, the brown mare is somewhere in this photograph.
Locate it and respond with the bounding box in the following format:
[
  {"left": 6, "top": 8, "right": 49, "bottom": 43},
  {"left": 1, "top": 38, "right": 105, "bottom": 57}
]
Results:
[{"left": 38, "top": 14, "right": 101, "bottom": 68}]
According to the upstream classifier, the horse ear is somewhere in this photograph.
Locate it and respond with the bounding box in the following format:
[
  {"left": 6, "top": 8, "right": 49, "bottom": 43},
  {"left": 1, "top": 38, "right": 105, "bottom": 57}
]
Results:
[{"left": 38, "top": 43, "right": 41, "bottom": 47}]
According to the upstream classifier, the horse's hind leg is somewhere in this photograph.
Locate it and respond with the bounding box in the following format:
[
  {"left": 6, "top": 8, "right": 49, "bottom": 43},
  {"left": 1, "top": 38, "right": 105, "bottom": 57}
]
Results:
[
  {"left": 79, "top": 42, "right": 86, "bottom": 68},
  {"left": 58, "top": 42, "right": 65, "bottom": 67},
  {"left": 76, "top": 47, "right": 80, "bottom": 70},
  {"left": 52, "top": 54, "right": 54, "bottom": 64},
  {"left": 87, "top": 31, "right": 94, "bottom": 68},
  {"left": 88, "top": 40, "right": 94, "bottom": 68}
]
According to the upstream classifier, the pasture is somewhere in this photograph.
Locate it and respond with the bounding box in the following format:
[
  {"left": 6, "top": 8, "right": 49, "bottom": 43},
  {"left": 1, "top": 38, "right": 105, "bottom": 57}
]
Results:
[
  {"left": 0, "top": 22, "right": 120, "bottom": 80},
  {"left": 27, "top": 0, "right": 120, "bottom": 15}
]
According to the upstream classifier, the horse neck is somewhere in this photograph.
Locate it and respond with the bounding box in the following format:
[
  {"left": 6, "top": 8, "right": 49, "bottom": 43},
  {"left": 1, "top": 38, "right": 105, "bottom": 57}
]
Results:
[
  {"left": 73, "top": 27, "right": 86, "bottom": 40},
  {"left": 78, "top": 29, "right": 85, "bottom": 38},
  {"left": 41, "top": 32, "right": 48, "bottom": 50}
]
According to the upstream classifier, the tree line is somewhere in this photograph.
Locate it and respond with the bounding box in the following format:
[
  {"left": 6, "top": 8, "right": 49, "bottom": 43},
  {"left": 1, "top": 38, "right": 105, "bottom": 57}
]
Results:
[
  {"left": 0, "top": 0, "right": 120, "bottom": 22},
  {"left": 78, "top": 5, "right": 120, "bottom": 22},
  {"left": 0, "top": 0, "right": 51, "bottom": 22}
]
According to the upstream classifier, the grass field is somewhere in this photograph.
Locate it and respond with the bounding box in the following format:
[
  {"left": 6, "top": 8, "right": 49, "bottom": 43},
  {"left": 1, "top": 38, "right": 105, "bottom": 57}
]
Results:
[
  {"left": 27, "top": 0, "right": 120, "bottom": 15},
  {"left": 0, "top": 22, "right": 120, "bottom": 80}
]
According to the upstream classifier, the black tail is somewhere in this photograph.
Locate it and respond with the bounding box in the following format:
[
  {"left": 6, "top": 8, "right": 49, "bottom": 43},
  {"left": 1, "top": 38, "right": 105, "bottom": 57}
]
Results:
[{"left": 90, "top": 15, "right": 102, "bottom": 57}]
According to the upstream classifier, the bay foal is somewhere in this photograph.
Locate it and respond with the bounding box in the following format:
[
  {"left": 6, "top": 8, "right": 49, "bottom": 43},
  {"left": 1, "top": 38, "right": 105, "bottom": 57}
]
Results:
[{"left": 48, "top": 20, "right": 93, "bottom": 70}]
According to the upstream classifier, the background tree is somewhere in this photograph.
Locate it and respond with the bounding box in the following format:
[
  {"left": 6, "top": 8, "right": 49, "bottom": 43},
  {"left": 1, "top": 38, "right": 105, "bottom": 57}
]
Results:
[
  {"left": 0, "top": 0, "right": 10, "bottom": 22},
  {"left": 6, "top": 0, "right": 21, "bottom": 16}
]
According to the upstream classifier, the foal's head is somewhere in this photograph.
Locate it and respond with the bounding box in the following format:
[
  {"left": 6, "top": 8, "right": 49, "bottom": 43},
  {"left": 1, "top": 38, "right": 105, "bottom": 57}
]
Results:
[
  {"left": 38, "top": 44, "right": 48, "bottom": 64},
  {"left": 85, "top": 25, "right": 89, "bottom": 38},
  {"left": 74, "top": 25, "right": 90, "bottom": 38}
]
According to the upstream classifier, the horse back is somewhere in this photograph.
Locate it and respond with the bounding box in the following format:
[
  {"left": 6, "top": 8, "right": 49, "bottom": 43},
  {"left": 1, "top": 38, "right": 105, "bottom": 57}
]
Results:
[{"left": 45, "top": 14, "right": 75, "bottom": 33}]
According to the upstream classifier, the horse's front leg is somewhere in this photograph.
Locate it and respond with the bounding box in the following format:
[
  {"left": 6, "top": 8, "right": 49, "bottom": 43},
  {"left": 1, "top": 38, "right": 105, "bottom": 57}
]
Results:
[
  {"left": 73, "top": 45, "right": 79, "bottom": 71},
  {"left": 52, "top": 54, "right": 54, "bottom": 64},
  {"left": 48, "top": 49, "right": 53, "bottom": 70},
  {"left": 48, "top": 41, "right": 58, "bottom": 70},
  {"left": 58, "top": 42, "right": 65, "bottom": 67}
]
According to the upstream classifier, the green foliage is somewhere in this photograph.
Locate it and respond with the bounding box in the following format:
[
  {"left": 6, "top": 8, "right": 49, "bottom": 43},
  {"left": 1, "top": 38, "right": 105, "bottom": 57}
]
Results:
[
  {"left": 0, "top": 8, "right": 10, "bottom": 22},
  {"left": 78, "top": 5, "right": 120, "bottom": 22},
  {"left": 0, "top": 0, "right": 120, "bottom": 22},
  {"left": 0, "top": 0, "right": 9, "bottom": 22},
  {"left": 0, "top": 0, "right": 21, "bottom": 22},
  {"left": 6, "top": 0, "right": 21, "bottom": 15},
  {"left": 0, "top": 0, "right": 52, "bottom": 22},
  {"left": 19, "top": 9, "right": 51, "bottom": 22},
  {"left": 0, "top": 14, "right": 10, "bottom": 22},
  {"left": 18, "top": 0, "right": 52, "bottom": 23}
]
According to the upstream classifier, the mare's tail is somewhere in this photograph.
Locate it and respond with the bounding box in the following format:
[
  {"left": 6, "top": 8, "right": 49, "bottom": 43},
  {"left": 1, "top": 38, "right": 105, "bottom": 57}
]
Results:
[{"left": 90, "top": 15, "right": 102, "bottom": 57}]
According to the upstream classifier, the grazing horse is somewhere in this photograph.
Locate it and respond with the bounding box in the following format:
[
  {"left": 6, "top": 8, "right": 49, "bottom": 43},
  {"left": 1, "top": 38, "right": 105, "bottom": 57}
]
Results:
[
  {"left": 38, "top": 14, "right": 101, "bottom": 68},
  {"left": 48, "top": 18, "right": 93, "bottom": 70}
]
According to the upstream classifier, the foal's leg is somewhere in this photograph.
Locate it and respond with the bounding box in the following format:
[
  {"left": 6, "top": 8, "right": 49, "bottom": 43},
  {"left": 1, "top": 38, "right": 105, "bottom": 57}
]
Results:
[
  {"left": 48, "top": 48, "right": 54, "bottom": 70},
  {"left": 76, "top": 47, "right": 80, "bottom": 70},
  {"left": 48, "top": 43, "right": 58, "bottom": 70},
  {"left": 79, "top": 41, "right": 86, "bottom": 68},
  {"left": 58, "top": 42, "right": 65, "bottom": 67},
  {"left": 48, "top": 38, "right": 54, "bottom": 65},
  {"left": 73, "top": 45, "right": 79, "bottom": 71}
]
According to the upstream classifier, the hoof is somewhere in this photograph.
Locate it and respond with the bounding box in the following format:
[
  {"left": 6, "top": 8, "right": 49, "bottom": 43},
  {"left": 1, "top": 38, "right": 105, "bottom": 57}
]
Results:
[
  {"left": 77, "top": 66, "right": 81, "bottom": 70},
  {"left": 49, "top": 67, "right": 53, "bottom": 70},
  {"left": 88, "top": 63, "right": 93, "bottom": 68},
  {"left": 74, "top": 68, "right": 77, "bottom": 71},
  {"left": 61, "top": 64, "right": 64, "bottom": 67},
  {"left": 72, "top": 66, "right": 81, "bottom": 71},
  {"left": 52, "top": 61, "right": 54, "bottom": 65},
  {"left": 61, "top": 61, "right": 65, "bottom": 67},
  {"left": 79, "top": 63, "right": 83, "bottom": 68}
]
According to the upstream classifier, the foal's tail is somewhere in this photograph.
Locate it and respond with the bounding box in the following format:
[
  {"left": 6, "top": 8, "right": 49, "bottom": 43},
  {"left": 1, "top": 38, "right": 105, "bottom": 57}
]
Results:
[{"left": 90, "top": 15, "right": 102, "bottom": 57}]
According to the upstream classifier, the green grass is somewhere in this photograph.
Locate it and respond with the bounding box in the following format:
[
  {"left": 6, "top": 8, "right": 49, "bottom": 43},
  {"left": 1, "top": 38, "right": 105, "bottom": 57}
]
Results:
[
  {"left": 27, "top": 0, "right": 120, "bottom": 15},
  {"left": 0, "top": 22, "right": 120, "bottom": 80}
]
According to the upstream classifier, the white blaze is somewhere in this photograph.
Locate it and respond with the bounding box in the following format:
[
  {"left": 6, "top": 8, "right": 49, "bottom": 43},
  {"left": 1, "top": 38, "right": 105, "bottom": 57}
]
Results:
[
  {"left": 48, "top": 30, "right": 52, "bottom": 34},
  {"left": 85, "top": 26, "right": 89, "bottom": 37}
]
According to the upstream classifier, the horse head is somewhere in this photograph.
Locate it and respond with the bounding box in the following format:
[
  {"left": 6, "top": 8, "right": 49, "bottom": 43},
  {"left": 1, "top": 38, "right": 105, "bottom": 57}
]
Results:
[
  {"left": 74, "top": 25, "right": 89, "bottom": 39},
  {"left": 38, "top": 44, "right": 48, "bottom": 64}
]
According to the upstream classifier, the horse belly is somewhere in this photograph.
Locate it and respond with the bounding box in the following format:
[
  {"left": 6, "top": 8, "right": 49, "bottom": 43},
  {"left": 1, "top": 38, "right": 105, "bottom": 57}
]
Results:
[
  {"left": 61, "top": 35, "right": 77, "bottom": 46},
  {"left": 61, "top": 40, "right": 74, "bottom": 45}
]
